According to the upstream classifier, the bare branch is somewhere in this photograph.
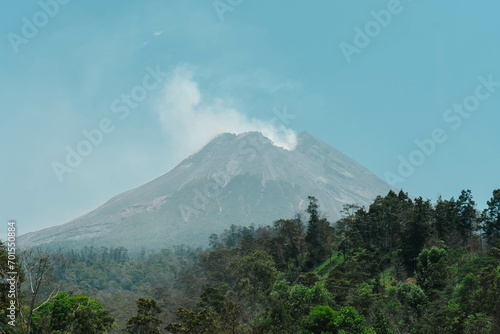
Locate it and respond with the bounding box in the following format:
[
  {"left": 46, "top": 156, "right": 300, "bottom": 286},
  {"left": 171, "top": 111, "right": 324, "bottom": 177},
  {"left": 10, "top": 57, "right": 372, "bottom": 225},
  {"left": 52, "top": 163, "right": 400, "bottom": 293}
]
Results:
[{"left": 32, "top": 286, "right": 59, "bottom": 312}]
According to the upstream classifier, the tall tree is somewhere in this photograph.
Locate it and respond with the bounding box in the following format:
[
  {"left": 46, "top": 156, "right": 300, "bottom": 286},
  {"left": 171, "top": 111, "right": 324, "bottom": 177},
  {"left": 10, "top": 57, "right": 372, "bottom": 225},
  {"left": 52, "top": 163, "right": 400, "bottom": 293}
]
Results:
[
  {"left": 18, "top": 248, "right": 66, "bottom": 334},
  {"left": 274, "top": 217, "right": 305, "bottom": 265},
  {"left": 434, "top": 197, "right": 460, "bottom": 246},
  {"left": 126, "top": 298, "right": 163, "bottom": 334},
  {"left": 365, "top": 190, "right": 410, "bottom": 252},
  {"left": 228, "top": 250, "right": 278, "bottom": 318},
  {"left": 402, "top": 197, "right": 432, "bottom": 270},
  {"left": 337, "top": 204, "right": 365, "bottom": 257},
  {"left": 305, "top": 196, "right": 334, "bottom": 267},
  {"left": 482, "top": 189, "right": 500, "bottom": 249},
  {"left": 416, "top": 247, "right": 449, "bottom": 299},
  {"left": 457, "top": 190, "right": 477, "bottom": 242}
]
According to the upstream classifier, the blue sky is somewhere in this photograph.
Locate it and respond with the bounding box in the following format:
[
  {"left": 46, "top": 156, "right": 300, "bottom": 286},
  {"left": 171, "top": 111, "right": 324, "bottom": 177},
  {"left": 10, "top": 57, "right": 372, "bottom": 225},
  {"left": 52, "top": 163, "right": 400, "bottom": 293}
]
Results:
[{"left": 1, "top": 0, "right": 499, "bottom": 239}]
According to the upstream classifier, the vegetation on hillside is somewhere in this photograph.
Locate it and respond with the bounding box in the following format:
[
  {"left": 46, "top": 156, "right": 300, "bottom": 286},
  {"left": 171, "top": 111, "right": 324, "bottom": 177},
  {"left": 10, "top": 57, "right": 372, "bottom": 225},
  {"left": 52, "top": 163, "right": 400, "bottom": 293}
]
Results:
[{"left": 1, "top": 189, "right": 499, "bottom": 333}]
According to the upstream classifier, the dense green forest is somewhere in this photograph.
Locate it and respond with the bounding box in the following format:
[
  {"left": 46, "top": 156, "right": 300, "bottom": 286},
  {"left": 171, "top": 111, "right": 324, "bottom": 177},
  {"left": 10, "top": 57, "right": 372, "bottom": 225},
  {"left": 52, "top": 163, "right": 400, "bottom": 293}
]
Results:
[{"left": 1, "top": 189, "right": 500, "bottom": 333}]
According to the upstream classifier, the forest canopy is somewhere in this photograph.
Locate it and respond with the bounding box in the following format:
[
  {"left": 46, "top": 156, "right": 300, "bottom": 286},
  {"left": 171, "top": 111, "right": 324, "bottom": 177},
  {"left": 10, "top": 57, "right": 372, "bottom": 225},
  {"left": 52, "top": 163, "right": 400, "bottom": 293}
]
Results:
[{"left": 1, "top": 189, "right": 499, "bottom": 333}]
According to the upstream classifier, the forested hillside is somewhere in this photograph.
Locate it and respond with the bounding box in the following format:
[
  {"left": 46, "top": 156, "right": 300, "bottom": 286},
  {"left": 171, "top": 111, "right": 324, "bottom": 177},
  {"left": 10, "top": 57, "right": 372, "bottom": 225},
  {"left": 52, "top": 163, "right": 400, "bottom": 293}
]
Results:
[{"left": 2, "top": 189, "right": 500, "bottom": 333}]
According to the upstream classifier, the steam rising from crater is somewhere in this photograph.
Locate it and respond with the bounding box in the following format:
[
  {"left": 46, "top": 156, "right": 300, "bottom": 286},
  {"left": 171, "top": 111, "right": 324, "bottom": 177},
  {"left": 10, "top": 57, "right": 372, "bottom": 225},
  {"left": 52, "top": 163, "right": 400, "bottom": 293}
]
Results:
[{"left": 155, "top": 66, "right": 297, "bottom": 161}]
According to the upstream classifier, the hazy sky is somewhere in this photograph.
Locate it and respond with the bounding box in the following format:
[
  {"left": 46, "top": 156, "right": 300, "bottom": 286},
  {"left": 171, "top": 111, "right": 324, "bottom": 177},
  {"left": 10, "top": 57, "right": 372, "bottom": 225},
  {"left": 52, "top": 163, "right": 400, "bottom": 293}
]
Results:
[{"left": 1, "top": 1, "right": 499, "bottom": 240}]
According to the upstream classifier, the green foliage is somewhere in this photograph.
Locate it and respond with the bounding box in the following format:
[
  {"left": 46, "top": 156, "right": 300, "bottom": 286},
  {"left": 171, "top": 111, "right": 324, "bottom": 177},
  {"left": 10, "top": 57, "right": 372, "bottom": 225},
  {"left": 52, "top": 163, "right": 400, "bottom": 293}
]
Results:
[
  {"left": 353, "top": 283, "right": 377, "bottom": 316},
  {"left": 305, "top": 196, "right": 335, "bottom": 267},
  {"left": 166, "top": 286, "right": 242, "bottom": 333},
  {"left": 126, "top": 298, "right": 163, "bottom": 334},
  {"left": 463, "top": 313, "right": 494, "bottom": 333},
  {"left": 314, "top": 251, "right": 343, "bottom": 278},
  {"left": 33, "top": 292, "right": 114, "bottom": 334},
  {"left": 165, "top": 307, "right": 219, "bottom": 334},
  {"left": 416, "top": 247, "right": 449, "bottom": 299},
  {"left": 289, "top": 283, "right": 335, "bottom": 318},
  {"left": 474, "top": 262, "right": 500, "bottom": 325},
  {"left": 296, "top": 272, "right": 319, "bottom": 288},
  {"left": 483, "top": 189, "right": 500, "bottom": 248},
  {"left": 301, "top": 305, "right": 373, "bottom": 334},
  {"left": 27, "top": 190, "right": 500, "bottom": 332},
  {"left": 199, "top": 287, "right": 225, "bottom": 314},
  {"left": 258, "top": 280, "right": 334, "bottom": 333},
  {"left": 457, "top": 190, "right": 477, "bottom": 242},
  {"left": 434, "top": 197, "right": 460, "bottom": 244},
  {"left": 393, "top": 282, "right": 427, "bottom": 310},
  {"left": 402, "top": 197, "right": 433, "bottom": 270},
  {"left": 371, "top": 311, "right": 392, "bottom": 334},
  {"left": 435, "top": 302, "right": 466, "bottom": 333},
  {"left": 452, "top": 273, "right": 480, "bottom": 314},
  {"left": 229, "top": 250, "right": 278, "bottom": 286},
  {"left": 300, "top": 305, "right": 338, "bottom": 333},
  {"left": 228, "top": 250, "right": 278, "bottom": 315}
]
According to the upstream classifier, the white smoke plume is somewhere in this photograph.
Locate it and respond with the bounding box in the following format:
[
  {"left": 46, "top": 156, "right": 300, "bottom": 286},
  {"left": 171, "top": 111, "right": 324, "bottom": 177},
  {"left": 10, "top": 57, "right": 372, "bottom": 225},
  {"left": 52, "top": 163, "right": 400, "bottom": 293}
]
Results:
[{"left": 155, "top": 66, "right": 297, "bottom": 162}]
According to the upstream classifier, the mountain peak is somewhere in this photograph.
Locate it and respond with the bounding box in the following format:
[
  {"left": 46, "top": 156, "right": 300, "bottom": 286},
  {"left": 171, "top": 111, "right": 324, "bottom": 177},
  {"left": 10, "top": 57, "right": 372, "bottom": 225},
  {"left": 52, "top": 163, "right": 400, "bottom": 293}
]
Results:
[{"left": 235, "top": 131, "right": 274, "bottom": 144}]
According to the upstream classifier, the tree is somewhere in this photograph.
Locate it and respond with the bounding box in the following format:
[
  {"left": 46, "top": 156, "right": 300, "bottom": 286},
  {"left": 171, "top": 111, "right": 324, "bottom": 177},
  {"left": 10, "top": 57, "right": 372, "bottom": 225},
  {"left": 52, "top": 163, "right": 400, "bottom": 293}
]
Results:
[
  {"left": 208, "top": 234, "right": 222, "bottom": 250},
  {"left": 199, "top": 248, "right": 238, "bottom": 288},
  {"left": 434, "top": 197, "right": 460, "bottom": 246},
  {"left": 199, "top": 287, "right": 225, "bottom": 314},
  {"left": 300, "top": 305, "right": 373, "bottom": 334},
  {"left": 456, "top": 190, "right": 477, "bottom": 243},
  {"left": 463, "top": 313, "right": 494, "bottom": 333},
  {"left": 337, "top": 204, "right": 366, "bottom": 257},
  {"left": 199, "top": 287, "right": 241, "bottom": 334},
  {"left": 393, "top": 282, "right": 427, "bottom": 311},
  {"left": 452, "top": 273, "right": 479, "bottom": 315},
  {"left": 166, "top": 287, "right": 241, "bottom": 334},
  {"left": 391, "top": 282, "right": 427, "bottom": 331},
  {"left": 305, "top": 196, "right": 321, "bottom": 255},
  {"left": 300, "top": 305, "right": 338, "bottom": 333},
  {"left": 482, "top": 189, "right": 500, "bottom": 249},
  {"left": 297, "top": 272, "right": 319, "bottom": 288},
  {"left": 272, "top": 217, "right": 305, "bottom": 272},
  {"left": 336, "top": 306, "right": 373, "bottom": 333},
  {"left": 362, "top": 190, "right": 411, "bottom": 253},
  {"left": 416, "top": 247, "right": 449, "bottom": 299},
  {"left": 126, "top": 298, "right": 163, "bottom": 334},
  {"left": 475, "top": 262, "right": 500, "bottom": 328},
  {"left": 32, "top": 291, "right": 114, "bottom": 333},
  {"left": 228, "top": 250, "right": 278, "bottom": 318},
  {"left": 305, "top": 196, "right": 334, "bottom": 267},
  {"left": 165, "top": 307, "right": 219, "bottom": 334},
  {"left": 402, "top": 197, "right": 432, "bottom": 270},
  {"left": 371, "top": 311, "right": 392, "bottom": 334},
  {"left": 18, "top": 248, "right": 66, "bottom": 334},
  {"left": 258, "top": 280, "right": 335, "bottom": 333}
]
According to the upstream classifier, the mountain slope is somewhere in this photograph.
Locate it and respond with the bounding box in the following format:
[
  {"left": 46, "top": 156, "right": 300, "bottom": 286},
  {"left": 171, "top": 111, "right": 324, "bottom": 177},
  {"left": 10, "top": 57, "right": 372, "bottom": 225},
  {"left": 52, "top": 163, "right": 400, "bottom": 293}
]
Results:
[{"left": 19, "top": 131, "right": 396, "bottom": 250}]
